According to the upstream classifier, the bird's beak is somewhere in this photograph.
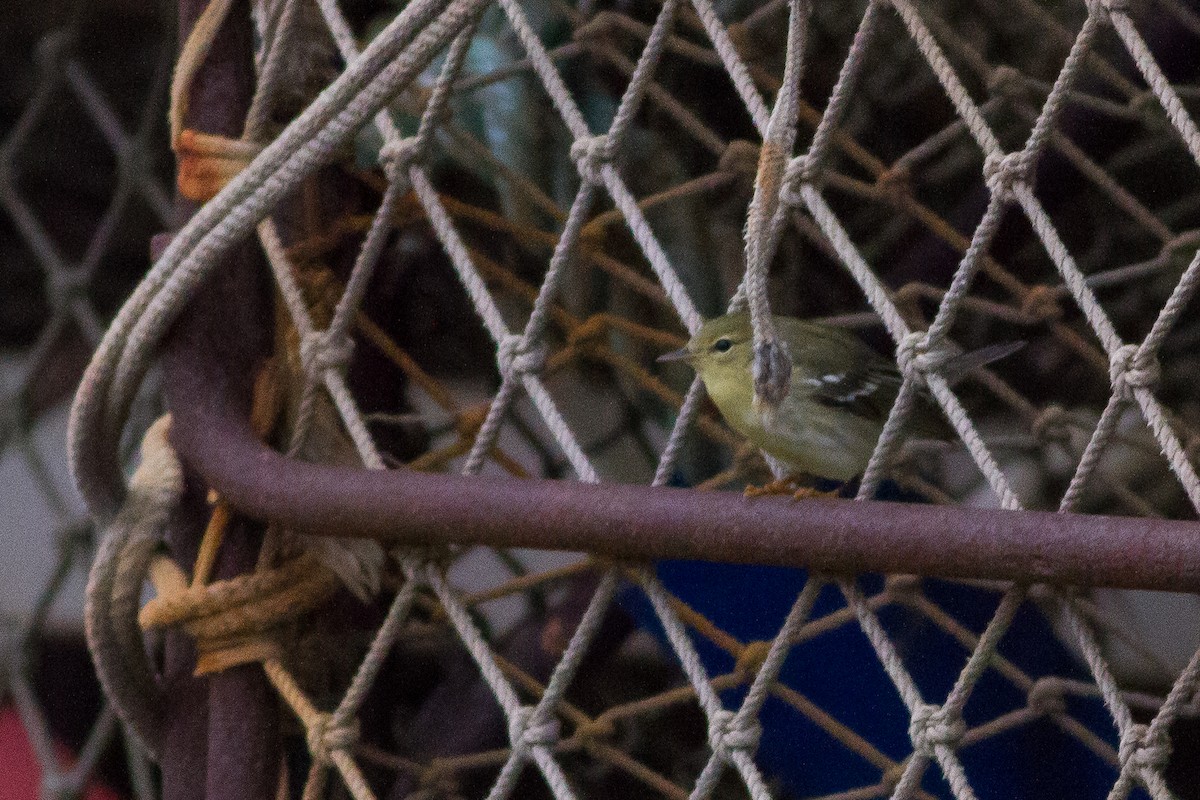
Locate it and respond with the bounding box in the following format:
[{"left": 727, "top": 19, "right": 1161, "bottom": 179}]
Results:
[{"left": 657, "top": 347, "right": 693, "bottom": 364}]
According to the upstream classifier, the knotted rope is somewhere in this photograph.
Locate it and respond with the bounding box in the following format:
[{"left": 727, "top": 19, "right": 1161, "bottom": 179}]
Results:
[
  {"left": 497, "top": 334, "right": 549, "bottom": 380},
  {"left": 570, "top": 134, "right": 611, "bottom": 186},
  {"left": 708, "top": 709, "right": 762, "bottom": 759},
  {"left": 1026, "top": 677, "right": 1068, "bottom": 716},
  {"left": 507, "top": 705, "right": 562, "bottom": 752},
  {"left": 894, "top": 331, "right": 959, "bottom": 386},
  {"left": 1108, "top": 343, "right": 1160, "bottom": 398},
  {"left": 85, "top": 411, "right": 345, "bottom": 764},
  {"left": 140, "top": 550, "right": 339, "bottom": 676},
  {"left": 306, "top": 712, "right": 362, "bottom": 766},
  {"left": 175, "top": 129, "right": 264, "bottom": 202},
  {"left": 167, "top": 0, "right": 263, "bottom": 202},
  {"left": 982, "top": 150, "right": 1034, "bottom": 202},
  {"left": 1118, "top": 723, "right": 1171, "bottom": 774},
  {"left": 908, "top": 703, "right": 966, "bottom": 757},
  {"left": 378, "top": 135, "right": 423, "bottom": 180},
  {"left": 300, "top": 329, "right": 356, "bottom": 380}
]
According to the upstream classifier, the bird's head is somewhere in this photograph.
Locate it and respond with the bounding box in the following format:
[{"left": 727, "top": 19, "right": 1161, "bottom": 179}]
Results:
[{"left": 657, "top": 312, "right": 754, "bottom": 382}]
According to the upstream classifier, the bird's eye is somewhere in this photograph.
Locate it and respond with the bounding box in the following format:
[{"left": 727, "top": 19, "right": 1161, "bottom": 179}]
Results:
[{"left": 713, "top": 338, "right": 733, "bottom": 353}]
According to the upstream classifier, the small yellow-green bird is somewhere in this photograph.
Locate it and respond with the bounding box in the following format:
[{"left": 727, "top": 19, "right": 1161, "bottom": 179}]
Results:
[{"left": 659, "top": 312, "right": 1018, "bottom": 483}]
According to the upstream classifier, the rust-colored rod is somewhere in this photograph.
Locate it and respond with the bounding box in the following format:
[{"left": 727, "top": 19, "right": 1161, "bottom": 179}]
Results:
[
  {"left": 159, "top": 2, "right": 278, "bottom": 800},
  {"left": 166, "top": 333, "right": 1200, "bottom": 593}
]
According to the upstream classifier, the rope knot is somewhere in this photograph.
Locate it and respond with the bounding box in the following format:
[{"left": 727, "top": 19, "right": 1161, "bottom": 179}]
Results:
[
  {"left": 726, "top": 22, "right": 763, "bottom": 64},
  {"left": 983, "top": 151, "right": 1032, "bottom": 201},
  {"left": 986, "top": 65, "right": 1025, "bottom": 99},
  {"left": 895, "top": 332, "right": 956, "bottom": 384},
  {"left": 508, "top": 706, "right": 560, "bottom": 750},
  {"left": 379, "top": 136, "right": 422, "bottom": 177},
  {"left": 735, "top": 640, "right": 772, "bottom": 677},
  {"left": 46, "top": 267, "right": 90, "bottom": 310},
  {"left": 418, "top": 762, "right": 460, "bottom": 795},
  {"left": 708, "top": 710, "right": 761, "bottom": 756},
  {"left": 307, "top": 712, "right": 359, "bottom": 765},
  {"left": 1084, "top": 0, "right": 1120, "bottom": 23},
  {"left": 1109, "top": 343, "right": 1159, "bottom": 396},
  {"left": 1162, "top": 230, "right": 1200, "bottom": 258},
  {"left": 1119, "top": 723, "right": 1171, "bottom": 773},
  {"left": 138, "top": 551, "right": 339, "bottom": 675},
  {"left": 570, "top": 134, "right": 611, "bottom": 184},
  {"left": 908, "top": 703, "right": 965, "bottom": 755},
  {"left": 571, "top": 11, "right": 617, "bottom": 43},
  {"left": 497, "top": 334, "right": 548, "bottom": 380},
  {"left": 884, "top": 573, "right": 923, "bottom": 598},
  {"left": 720, "top": 140, "right": 761, "bottom": 195},
  {"left": 780, "top": 154, "right": 817, "bottom": 206},
  {"left": 1032, "top": 404, "right": 1073, "bottom": 446},
  {"left": 882, "top": 762, "right": 907, "bottom": 790},
  {"left": 752, "top": 335, "right": 792, "bottom": 408},
  {"left": 300, "top": 330, "right": 354, "bottom": 379},
  {"left": 117, "top": 142, "right": 149, "bottom": 182},
  {"left": 1026, "top": 677, "right": 1067, "bottom": 716},
  {"left": 1020, "top": 284, "right": 1062, "bottom": 323},
  {"left": 454, "top": 404, "right": 490, "bottom": 437}
]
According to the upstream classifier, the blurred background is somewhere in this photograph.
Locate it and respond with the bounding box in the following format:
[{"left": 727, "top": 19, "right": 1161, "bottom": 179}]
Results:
[{"left": 1, "top": 2, "right": 173, "bottom": 796}]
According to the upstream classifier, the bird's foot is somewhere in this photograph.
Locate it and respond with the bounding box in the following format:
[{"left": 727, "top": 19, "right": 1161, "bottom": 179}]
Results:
[
  {"left": 743, "top": 477, "right": 800, "bottom": 499},
  {"left": 791, "top": 485, "right": 842, "bottom": 501},
  {"left": 744, "top": 474, "right": 842, "bottom": 501}
]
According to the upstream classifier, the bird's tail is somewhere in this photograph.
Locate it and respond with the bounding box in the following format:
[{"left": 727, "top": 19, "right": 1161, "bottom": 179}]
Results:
[{"left": 941, "top": 340, "right": 1025, "bottom": 385}]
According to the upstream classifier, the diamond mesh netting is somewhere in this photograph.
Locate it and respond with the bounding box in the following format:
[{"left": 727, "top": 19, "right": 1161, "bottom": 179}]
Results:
[
  {"left": 1, "top": 5, "right": 173, "bottom": 798},
  {"left": 8, "top": 0, "right": 1200, "bottom": 798}
]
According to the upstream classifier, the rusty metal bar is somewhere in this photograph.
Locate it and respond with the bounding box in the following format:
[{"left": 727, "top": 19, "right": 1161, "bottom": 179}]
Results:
[
  {"left": 163, "top": 290, "right": 1200, "bottom": 593},
  {"left": 158, "top": 2, "right": 278, "bottom": 800}
]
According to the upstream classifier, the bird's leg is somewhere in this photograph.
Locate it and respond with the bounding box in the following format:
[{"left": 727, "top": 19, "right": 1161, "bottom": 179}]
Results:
[
  {"left": 743, "top": 475, "right": 801, "bottom": 498},
  {"left": 744, "top": 473, "right": 842, "bottom": 500},
  {"left": 791, "top": 484, "right": 842, "bottom": 501}
]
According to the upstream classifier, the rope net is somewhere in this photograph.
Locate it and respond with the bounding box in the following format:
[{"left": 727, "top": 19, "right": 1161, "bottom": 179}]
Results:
[{"left": 7, "top": 0, "right": 1200, "bottom": 798}]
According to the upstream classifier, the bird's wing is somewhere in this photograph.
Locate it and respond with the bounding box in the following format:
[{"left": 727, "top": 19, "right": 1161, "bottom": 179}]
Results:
[
  {"left": 802, "top": 362, "right": 901, "bottom": 421},
  {"left": 775, "top": 318, "right": 902, "bottom": 421}
]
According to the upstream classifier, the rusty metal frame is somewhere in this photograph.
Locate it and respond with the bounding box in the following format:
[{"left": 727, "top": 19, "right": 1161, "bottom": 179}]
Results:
[
  {"left": 157, "top": 2, "right": 278, "bottom": 800},
  {"left": 167, "top": 364, "right": 1200, "bottom": 593}
]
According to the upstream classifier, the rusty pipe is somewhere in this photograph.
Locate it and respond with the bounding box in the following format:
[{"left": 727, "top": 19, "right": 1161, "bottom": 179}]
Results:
[
  {"left": 157, "top": 2, "right": 277, "bottom": 800},
  {"left": 164, "top": 311, "right": 1200, "bottom": 593}
]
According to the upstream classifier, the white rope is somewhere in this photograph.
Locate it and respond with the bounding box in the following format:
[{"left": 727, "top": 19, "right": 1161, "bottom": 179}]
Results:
[
  {"left": 84, "top": 415, "right": 179, "bottom": 760},
  {"left": 742, "top": 0, "right": 810, "bottom": 408},
  {"left": 69, "top": 0, "right": 484, "bottom": 517},
  {"left": 638, "top": 569, "right": 773, "bottom": 800}
]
